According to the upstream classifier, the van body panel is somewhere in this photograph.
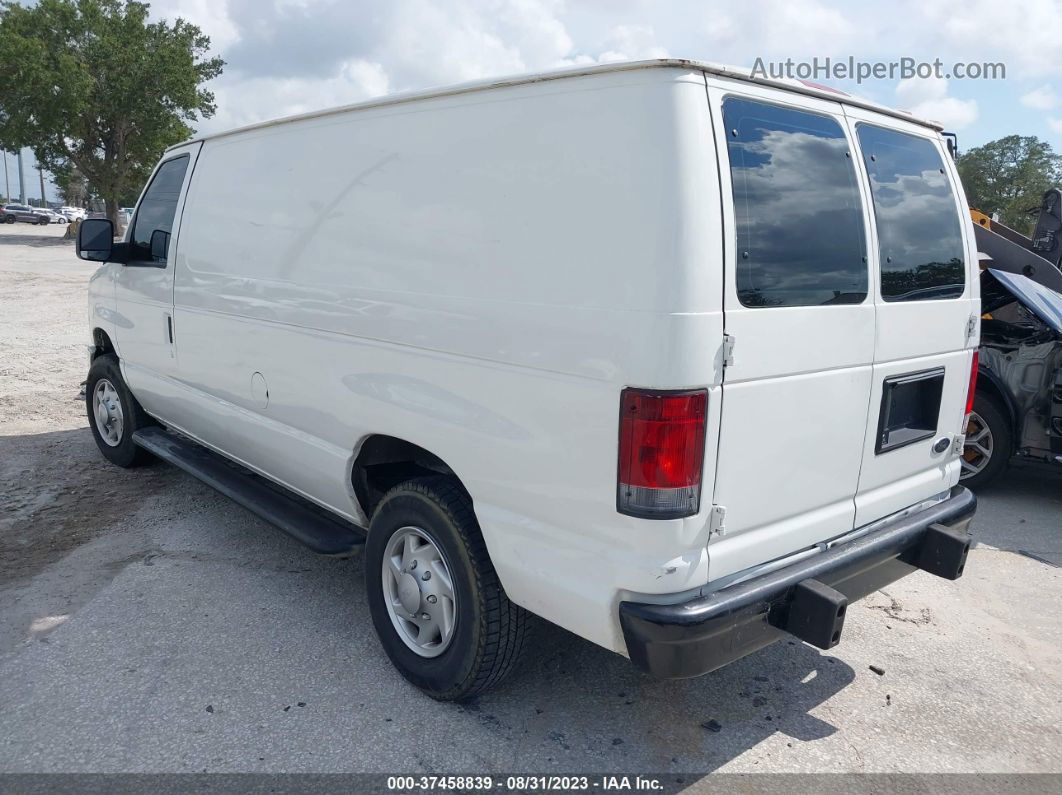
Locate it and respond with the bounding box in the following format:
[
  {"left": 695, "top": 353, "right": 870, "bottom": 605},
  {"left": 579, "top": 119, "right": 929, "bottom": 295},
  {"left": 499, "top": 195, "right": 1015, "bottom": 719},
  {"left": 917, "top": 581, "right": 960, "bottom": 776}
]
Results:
[{"left": 165, "top": 68, "right": 723, "bottom": 652}]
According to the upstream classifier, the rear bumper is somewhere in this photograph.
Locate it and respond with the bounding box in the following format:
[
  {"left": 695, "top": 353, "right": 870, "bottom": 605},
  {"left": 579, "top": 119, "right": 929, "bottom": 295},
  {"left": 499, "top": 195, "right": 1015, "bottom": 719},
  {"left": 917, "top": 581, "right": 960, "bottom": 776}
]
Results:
[{"left": 619, "top": 486, "right": 976, "bottom": 678}]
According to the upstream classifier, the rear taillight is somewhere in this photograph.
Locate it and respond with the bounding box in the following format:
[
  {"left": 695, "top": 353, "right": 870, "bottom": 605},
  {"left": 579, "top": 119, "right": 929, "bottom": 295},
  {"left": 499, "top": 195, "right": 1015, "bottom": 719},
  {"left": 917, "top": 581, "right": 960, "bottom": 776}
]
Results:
[
  {"left": 617, "top": 388, "right": 707, "bottom": 519},
  {"left": 965, "top": 351, "right": 979, "bottom": 416}
]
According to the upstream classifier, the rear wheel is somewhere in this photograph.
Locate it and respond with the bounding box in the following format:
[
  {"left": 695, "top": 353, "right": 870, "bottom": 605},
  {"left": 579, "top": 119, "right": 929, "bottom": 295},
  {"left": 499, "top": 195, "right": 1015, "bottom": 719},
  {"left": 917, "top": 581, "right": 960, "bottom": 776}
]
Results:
[
  {"left": 365, "top": 476, "right": 532, "bottom": 701},
  {"left": 85, "top": 354, "right": 154, "bottom": 467},
  {"left": 960, "top": 394, "right": 1011, "bottom": 489}
]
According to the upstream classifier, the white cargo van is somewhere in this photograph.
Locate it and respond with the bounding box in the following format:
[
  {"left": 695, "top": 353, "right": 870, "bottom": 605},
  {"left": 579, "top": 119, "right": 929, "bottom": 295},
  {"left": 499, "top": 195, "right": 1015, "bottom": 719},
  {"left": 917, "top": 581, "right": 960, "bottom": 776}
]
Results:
[{"left": 79, "top": 59, "right": 979, "bottom": 700}]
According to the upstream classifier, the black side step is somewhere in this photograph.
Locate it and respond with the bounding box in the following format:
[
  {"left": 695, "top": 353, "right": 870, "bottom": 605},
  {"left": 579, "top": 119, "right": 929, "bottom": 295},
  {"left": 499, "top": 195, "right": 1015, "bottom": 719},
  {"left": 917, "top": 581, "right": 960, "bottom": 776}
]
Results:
[{"left": 132, "top": 427, "right": 365, "bottom": 556}]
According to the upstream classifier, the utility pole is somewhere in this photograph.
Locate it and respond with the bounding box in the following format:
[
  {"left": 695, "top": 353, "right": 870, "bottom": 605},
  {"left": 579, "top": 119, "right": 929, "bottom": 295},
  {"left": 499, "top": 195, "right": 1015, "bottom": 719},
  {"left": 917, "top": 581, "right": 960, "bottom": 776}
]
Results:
[
  {"left": 38, "top": 165, "right": 46, "bottom": 207},
  {"left": 3, "top": 151, "right": 8, "bottom": 202},
  {"left": 17, "top": 149, "right": 25, "bottom": 204}
]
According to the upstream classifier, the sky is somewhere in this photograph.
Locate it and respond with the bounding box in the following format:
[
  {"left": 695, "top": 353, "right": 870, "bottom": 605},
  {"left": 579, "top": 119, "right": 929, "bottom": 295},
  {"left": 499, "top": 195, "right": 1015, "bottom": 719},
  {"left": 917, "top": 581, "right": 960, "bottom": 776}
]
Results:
[{"left": 6, "top": 0, "right": 1062, "bottom": 203}]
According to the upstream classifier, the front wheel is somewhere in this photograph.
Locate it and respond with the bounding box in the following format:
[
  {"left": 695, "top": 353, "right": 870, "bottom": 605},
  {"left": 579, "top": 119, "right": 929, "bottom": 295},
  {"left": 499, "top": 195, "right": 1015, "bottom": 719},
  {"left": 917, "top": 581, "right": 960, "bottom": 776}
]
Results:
[
  {"left": 85, "top": 354, "right": 154, "bottom": 467},
  {"left": 365, "top": 476, "right": 532, "bottom": 701},
  {"left": 960, "top": 394, "right": 1012, "bottom": 489}
]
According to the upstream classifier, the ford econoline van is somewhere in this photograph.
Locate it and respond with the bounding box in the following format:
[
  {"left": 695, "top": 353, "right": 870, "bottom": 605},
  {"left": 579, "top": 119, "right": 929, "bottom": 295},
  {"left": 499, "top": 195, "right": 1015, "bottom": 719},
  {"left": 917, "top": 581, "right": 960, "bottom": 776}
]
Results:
[{"left": 78, "top": 59, "right": 979, "bottom": 701}]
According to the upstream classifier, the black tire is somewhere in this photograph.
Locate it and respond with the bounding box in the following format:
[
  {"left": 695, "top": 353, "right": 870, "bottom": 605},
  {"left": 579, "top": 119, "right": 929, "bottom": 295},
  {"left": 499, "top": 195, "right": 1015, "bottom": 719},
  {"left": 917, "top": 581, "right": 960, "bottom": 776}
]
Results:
[
  {"left": 85, "top": 354, "right": 154, "bottom": 467},
  {"left": 4, "top": 215, "right": 14, "bottom": 224},
  {"left": 37, "top": 216, "right": 48, "bottom": 225},
  {"left": 960, "top": 393, "right": 1012, "bottom": 489},
  {"left": 365, "top": 476, "right": 532, "bottom": 701}
]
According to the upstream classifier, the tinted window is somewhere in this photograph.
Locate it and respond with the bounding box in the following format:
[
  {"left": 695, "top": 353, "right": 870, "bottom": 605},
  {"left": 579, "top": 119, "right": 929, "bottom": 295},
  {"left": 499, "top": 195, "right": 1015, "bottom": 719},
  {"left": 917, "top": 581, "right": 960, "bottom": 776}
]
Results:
[
  {"left": 856, "top": 125, "right": 964, "bottom": 301},
  {"left": 130, "top": 155, "right": 189, "bottom": 263},
  {"left": 724, "top": 97, "right": 868, "bottom": 307}
]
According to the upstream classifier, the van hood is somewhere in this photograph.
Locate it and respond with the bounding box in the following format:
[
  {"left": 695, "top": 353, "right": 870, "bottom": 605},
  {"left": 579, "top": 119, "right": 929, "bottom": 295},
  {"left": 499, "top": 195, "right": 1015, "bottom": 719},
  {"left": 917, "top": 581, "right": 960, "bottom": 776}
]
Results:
[{"left": 988, "top": 268, "right": 1062, "bottom": 334}]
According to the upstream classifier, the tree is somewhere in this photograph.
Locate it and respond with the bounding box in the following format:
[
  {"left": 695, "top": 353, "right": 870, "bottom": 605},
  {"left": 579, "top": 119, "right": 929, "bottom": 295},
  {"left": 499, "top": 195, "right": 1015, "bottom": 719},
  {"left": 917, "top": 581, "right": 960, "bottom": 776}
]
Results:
[
  {"left": 958, "top": 135, "right": 1062, "bottom": 233},
  {"left": 51, "top": 160, "right": 92, "bottom": 206},
  {"left": 0, "top": 0, "right": 223, "bottom": 224}
]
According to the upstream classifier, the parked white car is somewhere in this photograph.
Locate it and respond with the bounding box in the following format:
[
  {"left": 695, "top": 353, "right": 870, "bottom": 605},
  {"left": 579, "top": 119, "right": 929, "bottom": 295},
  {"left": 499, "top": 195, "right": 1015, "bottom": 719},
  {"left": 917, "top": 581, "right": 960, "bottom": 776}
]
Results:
[
  {"left": 78, "top": 59, "right": 979, "bottom": 701},
  {"left": 58, "top": 206, "right": 86, "bottom": 221},
  {"left": 37, "top": 208, "right": 67, "bottom": 224}
]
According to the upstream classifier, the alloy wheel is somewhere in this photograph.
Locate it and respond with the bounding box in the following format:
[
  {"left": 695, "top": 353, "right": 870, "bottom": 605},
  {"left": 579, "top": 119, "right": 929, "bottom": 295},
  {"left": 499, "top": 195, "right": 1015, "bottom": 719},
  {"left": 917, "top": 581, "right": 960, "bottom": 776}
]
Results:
[{"left": 961, "top": 411, "right": 994, "bottom": 478}]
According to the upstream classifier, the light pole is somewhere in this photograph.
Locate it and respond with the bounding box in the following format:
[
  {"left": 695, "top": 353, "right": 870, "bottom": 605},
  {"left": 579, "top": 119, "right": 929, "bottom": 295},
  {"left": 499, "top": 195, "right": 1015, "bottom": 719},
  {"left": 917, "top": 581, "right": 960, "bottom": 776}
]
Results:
[
  {"left": 3, "top": 150, "right": 8, "bottom": 202},
  {"left": 38, "top": 165, "right": 46, "bottom": 207},
  {"left": 17, "top": 149, "right": 26, "bottom": 204}
]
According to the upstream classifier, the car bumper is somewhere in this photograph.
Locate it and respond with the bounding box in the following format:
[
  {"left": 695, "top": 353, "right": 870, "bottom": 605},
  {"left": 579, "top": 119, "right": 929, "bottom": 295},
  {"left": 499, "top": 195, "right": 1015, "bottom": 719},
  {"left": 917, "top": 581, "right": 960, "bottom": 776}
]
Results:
[{"left": 619, "top": 486, "right": 976, "bottom": 678}]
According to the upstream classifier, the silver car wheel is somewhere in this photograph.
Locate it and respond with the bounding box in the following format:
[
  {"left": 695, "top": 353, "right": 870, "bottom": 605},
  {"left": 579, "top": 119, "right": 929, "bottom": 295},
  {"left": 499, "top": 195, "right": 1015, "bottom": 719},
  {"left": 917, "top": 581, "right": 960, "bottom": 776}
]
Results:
[
  {"left": 92, "top": 378, "right": 124, "bottom": 447},
  {"left": 961, "top": 411, "right": 994, "bottom": 478},
  {"left": 382, "top": 526, "right": 457, "bottom": 658}
]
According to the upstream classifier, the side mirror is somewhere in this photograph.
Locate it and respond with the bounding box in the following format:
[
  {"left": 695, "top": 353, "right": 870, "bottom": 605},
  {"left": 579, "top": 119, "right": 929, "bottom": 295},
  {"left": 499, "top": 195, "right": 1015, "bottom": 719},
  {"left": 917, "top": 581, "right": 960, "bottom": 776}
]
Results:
[
  {"left": 77, "top": 218, "right": 114, "bottom": 262},
  {"left": 149, "top": 229, "right": 170, "bottom": 263}
]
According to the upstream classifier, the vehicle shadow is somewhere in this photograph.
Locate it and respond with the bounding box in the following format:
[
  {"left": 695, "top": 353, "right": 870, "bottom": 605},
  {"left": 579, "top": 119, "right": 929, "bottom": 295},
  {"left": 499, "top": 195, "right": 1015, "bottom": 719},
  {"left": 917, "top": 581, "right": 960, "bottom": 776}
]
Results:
[
  {"left": 964, "top": 460, "right": 1062, "bottom": 566},
  {"left": 0, "top": 231, "right": 72, "bottom": 247},
  {"left": 475, "top": 618, "right": 856, "bottom": 775}
]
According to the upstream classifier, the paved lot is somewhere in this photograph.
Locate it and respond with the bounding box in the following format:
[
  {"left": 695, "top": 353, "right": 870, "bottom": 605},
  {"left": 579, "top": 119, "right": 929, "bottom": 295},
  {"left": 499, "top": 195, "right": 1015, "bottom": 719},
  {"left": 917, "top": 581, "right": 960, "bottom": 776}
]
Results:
[{"left": 0, "top": 222, "right": 1060, "bottom": 776}]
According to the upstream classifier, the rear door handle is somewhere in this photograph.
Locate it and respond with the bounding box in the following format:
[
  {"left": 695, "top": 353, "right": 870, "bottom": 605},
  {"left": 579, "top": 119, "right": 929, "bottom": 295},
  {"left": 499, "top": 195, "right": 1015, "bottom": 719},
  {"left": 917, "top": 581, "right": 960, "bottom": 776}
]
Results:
[{"left": 166, "top": 314, "right": 173, "bottom": 344}]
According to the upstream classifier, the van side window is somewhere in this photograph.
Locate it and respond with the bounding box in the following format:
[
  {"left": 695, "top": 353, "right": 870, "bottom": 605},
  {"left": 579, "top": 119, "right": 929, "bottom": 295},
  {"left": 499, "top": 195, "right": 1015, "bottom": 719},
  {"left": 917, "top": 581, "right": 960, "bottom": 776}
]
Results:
[
  {"left": 856, "top": 125, "right": 965, "bottom": 302},
  {"left": 130, "top": 154, "right": 190, "bottom": 264},
  {"left": 723, "top": 97, "right": 868, "bottom": 308}
]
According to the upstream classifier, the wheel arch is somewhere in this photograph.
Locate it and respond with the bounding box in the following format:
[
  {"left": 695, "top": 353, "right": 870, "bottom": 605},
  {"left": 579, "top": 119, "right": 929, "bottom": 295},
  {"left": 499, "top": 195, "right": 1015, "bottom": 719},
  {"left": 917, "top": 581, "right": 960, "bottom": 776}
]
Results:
[
  {"left": 976, "top": 364, "right": 1019, "bottom": 444},
  {"left": 91, "top": 327, "right": 116, "bottom": 360},
  {"left": 350, "top": 434, "right": 472, "bottom": 521}
]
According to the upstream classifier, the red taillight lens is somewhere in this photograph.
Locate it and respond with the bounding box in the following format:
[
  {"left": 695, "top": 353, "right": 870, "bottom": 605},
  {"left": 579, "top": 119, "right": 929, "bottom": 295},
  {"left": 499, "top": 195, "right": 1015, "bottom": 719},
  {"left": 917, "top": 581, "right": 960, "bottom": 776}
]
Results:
[
  {"left": 618, "top": 388, "right": 707, "bottom": 519},
  {"left": 965, "top": 351, "right": 979, "bottom": 416}
]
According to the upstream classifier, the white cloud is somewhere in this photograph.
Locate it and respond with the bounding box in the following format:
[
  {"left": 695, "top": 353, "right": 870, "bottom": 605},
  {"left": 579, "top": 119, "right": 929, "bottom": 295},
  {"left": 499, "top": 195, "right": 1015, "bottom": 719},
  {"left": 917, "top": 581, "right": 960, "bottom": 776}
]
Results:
[
  {"left": 209, "top": 59, "right": 389, "bottom": 132},
  {"left": 160, "top": 0, "right": 588, "bottom": 134},
  {"left": 703, "top": 0, "right": 858, "bottom": 58},
  {"left": 895, "top": 76, "right": 979, "bottom": 129},
  {"left": 141, "top": 0, "right": 1056, "bottom": 144},
  {"left": 596, "top": 24, "right": 669, "bottom": 63},
  {"left": 152, "top": 0, "right": 240, "bottom": 51},
  {"left": 920, "top": 0, "right": 1062, "bottom": 79},
  {"left": 1020, "top": 85, "right": 1058, "bottom": 110},
  {"left": 1049, "top": 118, "right": 1062, "bottom": 134}
]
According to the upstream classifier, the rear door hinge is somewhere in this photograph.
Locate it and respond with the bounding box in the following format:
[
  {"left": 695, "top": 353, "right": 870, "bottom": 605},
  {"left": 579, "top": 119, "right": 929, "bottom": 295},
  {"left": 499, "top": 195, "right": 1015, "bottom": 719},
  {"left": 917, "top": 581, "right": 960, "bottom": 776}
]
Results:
[
  {"left": 722, "top": 334, "right": 736, "bottom": 368},
  {"left": 952, "top": 433, "right": 965, "bottom": 456},
  {"left": 708, "top": 504, "right": 727, "bottom": 538}
]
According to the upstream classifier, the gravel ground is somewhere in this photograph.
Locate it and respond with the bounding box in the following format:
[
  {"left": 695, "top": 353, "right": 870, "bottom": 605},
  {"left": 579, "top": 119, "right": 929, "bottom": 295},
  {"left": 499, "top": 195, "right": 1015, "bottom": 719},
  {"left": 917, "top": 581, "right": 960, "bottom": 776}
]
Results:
[{"left": 0, "top": 222, "right": 1060, "bottom": 776}]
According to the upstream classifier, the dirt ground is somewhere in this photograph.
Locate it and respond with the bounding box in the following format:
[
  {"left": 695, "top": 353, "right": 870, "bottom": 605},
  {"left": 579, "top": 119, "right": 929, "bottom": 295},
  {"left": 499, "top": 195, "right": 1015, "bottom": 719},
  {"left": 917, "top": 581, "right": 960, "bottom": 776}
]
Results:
[
  {"left": 0, "top": 221, "right": 1060, "bottom": 776},
  {"left": 0, "top": 224, "right": 170, "bottom": 597}
]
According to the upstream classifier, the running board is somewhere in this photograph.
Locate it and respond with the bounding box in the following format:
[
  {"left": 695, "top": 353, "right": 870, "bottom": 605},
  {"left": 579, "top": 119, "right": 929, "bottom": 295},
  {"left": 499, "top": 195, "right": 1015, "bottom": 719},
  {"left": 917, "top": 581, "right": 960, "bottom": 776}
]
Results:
[{"left": 132, "top": 427, "right": 365, "bottom": 556}]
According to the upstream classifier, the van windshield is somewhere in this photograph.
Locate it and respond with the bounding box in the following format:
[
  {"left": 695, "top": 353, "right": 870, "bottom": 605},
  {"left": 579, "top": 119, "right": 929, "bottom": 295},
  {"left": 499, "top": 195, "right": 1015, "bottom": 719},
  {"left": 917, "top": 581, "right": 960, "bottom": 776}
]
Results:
[{"left": 856, "top": 124, "right": 965, "bottom": 302}]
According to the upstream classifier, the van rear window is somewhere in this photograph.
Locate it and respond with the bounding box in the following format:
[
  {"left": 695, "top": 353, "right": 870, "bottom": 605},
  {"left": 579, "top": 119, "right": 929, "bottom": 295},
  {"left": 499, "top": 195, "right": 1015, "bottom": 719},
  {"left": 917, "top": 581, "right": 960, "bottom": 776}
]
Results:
[
  {"left": 856, "top": 125, "right": 965, "bottom": 302},
  {"left": 723, "top": 97, "right": 868, "bottom": 308}
]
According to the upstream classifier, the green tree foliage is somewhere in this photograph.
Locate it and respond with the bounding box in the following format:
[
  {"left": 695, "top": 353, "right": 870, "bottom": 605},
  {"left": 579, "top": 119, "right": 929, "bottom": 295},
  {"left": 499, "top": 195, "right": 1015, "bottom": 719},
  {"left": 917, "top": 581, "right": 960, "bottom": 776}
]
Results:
[
  {"left": 51, "top": 160, "right": 92, "bottom": 206},
  {"left": 958, "top": 135, "right": 1062, "bottom": 233},
  {"left": 0, "top": 0, "right": 223, "bottom": 223}
]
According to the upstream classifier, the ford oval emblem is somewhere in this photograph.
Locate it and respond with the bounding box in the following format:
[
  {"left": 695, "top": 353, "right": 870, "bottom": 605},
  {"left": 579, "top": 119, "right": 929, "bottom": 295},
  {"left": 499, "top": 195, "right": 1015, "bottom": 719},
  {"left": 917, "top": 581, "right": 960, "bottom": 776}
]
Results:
[{"left": 933, "top": 437, "right": 950, "bottom": 454}]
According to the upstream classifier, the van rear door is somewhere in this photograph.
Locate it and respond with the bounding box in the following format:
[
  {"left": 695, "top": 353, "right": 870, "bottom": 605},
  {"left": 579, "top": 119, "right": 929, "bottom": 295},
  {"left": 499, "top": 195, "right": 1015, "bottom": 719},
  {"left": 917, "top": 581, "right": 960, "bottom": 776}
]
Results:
[
  {"left": 704, "top": 80, "right": 878, "bottom": 581},
  {"left": 842, "top": 109, "right": 979, "bottom": 525}
]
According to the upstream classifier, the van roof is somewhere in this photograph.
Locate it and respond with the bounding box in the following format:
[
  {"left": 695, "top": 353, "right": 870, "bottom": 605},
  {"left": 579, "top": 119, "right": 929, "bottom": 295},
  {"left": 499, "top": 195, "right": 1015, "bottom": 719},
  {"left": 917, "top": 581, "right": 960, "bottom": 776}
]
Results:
[{"left": 172, "top": 58, "right": 943, "bottom": 150}]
